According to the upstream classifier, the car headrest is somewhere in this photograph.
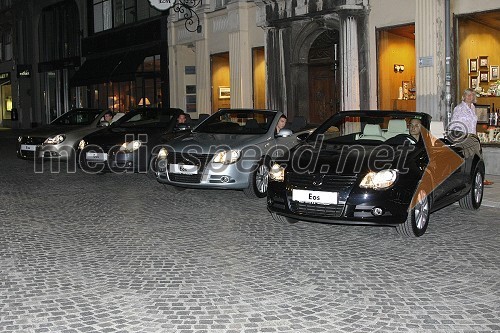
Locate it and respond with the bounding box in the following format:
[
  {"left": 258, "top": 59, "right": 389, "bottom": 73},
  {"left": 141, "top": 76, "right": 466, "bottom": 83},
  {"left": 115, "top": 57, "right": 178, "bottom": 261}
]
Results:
[
  {"left": 363, "top": 124, "right": 383, "bottom": 136},
  {"left": 387, "top": 119, "right": 407, "bottom": 133},
  {"left": 244, "top": 119, "right": 260, "bottom": 129}
]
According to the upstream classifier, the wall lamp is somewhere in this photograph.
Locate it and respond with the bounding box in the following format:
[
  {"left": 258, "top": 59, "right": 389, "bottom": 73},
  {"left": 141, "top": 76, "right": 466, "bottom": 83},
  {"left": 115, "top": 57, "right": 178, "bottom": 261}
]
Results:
[{"left": 394, "top": 64, "right": 405, "bottom": 73}]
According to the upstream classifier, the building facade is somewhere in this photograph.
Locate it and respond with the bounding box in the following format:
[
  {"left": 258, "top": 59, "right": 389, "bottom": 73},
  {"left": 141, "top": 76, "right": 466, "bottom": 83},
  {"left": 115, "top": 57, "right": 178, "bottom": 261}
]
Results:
[{"left": 1, "top": 0, "right": 499, "bottom": 153}]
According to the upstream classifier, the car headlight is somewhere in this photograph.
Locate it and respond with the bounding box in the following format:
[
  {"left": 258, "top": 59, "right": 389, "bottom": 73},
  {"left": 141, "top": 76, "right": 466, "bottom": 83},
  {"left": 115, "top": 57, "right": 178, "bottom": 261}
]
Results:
[
  {"left": 269, "top": 163, "right": 285, "bottom": 182},
  {"left": 212, "top": 150, "right": 241, "bottom": 164},
  {"left": 44, "top": 134, "right": 66, "bottom": 144},
  {"left": 78, "top": 139, "right": 86, "bottom": 150},
  {"left": 158, "top": 148, "right": 168, "bottom": 160},
  {"left": 359, "top": 169, "right": 398, "bottom": 190},
  {"left": 120, "top": 140, "right": 142, "bottom": 152}
]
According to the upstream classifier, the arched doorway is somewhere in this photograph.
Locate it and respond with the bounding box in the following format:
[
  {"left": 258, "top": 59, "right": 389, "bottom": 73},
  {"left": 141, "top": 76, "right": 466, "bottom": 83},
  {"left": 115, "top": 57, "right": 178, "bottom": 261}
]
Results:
[{"left": 308, "top": 30, "right": 340, "bottom": 123}]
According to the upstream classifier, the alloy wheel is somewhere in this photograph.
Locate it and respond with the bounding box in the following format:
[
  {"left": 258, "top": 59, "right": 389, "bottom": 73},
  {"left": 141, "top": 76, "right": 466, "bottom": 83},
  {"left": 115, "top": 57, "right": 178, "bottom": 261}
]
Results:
[
  {"left": 415, "top": 192, "right": 429, "bottom": 230},
  {"left": 474, "top": 172, "right": 483, "bottom": 204},
  {"left": 255, "top": 164, "right": 269, "bottom": 194}
]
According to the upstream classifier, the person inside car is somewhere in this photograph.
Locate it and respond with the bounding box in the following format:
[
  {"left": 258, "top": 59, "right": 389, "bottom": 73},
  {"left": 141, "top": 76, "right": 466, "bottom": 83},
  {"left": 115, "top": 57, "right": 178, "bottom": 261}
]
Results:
[
  {"left": 103, "top": 110, "right": 114, "bottom": 124},
  {"left": 409, "top": 118, "right": 422, "bottom": 143},
  {"left": 275, "top": 115, "right": 287, "bottom": 134},
  {"left": 177, "top": 113, "right": 187, "bottom": 124}
]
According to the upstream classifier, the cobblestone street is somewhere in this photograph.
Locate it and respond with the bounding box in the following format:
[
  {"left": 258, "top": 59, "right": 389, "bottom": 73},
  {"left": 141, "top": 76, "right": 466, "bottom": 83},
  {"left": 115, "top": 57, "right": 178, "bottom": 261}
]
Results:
[{"left": 1, "top": 133, "right": 499, "bottom": 333}]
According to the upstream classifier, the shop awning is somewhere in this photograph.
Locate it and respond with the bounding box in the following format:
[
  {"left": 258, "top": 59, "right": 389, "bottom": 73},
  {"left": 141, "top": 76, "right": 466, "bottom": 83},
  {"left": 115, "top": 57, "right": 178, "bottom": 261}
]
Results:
[
  {"left": 70, "top": 51, "right": 146, "bottom": 87},
  {"left": 109, "top": 51, "right": 146, "bottom": 82},
  {"left": 70, "top": 55, "right": 121, "bottom": 86}
]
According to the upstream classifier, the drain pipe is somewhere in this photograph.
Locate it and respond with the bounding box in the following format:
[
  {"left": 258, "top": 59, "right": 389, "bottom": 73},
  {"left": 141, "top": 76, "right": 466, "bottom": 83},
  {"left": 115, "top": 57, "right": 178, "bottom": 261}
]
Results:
[{"left": 445, "top": 0, "right": 452, "bottom": 129}]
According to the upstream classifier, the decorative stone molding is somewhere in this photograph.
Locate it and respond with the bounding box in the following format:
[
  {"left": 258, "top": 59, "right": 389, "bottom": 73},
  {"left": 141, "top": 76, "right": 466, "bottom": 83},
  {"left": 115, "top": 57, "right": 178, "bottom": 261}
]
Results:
[{"left": 212, "top": 15, "right": 229, "bottom": 33}]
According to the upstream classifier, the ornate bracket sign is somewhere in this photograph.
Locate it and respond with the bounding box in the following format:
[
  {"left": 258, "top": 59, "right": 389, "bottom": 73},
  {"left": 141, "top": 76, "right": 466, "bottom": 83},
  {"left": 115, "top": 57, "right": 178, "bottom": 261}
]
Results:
[{"left": 148, "top": 0, "right": 202, "bottom": 33}]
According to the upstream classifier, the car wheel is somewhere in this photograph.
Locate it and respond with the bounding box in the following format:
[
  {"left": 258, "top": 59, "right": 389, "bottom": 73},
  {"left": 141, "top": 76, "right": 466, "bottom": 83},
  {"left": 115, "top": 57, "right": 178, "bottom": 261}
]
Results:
[
  {"left": 243, "top": 161, "right": 269, "bottom": 198},
  {"left": 270, "top": 212, "right": 298, "bottom": 224},
  {"left": 396, "top": 189, "right": 430, "bottom": 237},
  {"left": 458, "top": 166, "right": 484, "bottom": 210}
]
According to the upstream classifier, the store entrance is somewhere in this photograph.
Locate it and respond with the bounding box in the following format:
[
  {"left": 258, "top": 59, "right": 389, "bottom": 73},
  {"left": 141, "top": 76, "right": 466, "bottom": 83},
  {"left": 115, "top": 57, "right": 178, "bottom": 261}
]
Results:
[
  {"left": 377, "top": 24, "right": 416, "bottom": 112},
  {"left": 457, "top": 10, "right": 500, "bottom": 144},
  {"left": 42, "top": 69, "right": 71, "bottom": 124}
]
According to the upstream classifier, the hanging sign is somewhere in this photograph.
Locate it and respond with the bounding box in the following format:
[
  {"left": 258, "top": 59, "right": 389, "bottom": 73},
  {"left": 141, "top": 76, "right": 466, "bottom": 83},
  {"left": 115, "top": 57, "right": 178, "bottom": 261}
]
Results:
[
  {"left": 148, "top": 0, "right": 175, "bottom": 11},
  {"left": 17, "top": 65, "right": 32, "bottom": 78}
]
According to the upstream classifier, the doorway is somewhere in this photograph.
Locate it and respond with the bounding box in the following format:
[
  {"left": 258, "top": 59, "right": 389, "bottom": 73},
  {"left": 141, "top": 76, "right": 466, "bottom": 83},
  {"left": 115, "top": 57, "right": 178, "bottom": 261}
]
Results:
[
  {"left": 308, "top": 30, "right": 340, "bottom": 123},
  {"left": 41, "top": 69, "right": 72, "bottom": 124}
]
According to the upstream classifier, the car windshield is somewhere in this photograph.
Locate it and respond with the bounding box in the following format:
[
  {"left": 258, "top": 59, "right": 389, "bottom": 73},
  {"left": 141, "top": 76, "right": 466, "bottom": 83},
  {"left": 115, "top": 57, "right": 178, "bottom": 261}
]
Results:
[
  {"left": 308, "top": 112, "right": 429, "bottom": 146},
  {"left": 51, "top": 109, "right": 102, "bottom": 126},
  {"left": 194, "top": 109, "right": 276, "bottom": 134},
  {"left": 115, "top": 108, "right": 175, "bottom": 127}
]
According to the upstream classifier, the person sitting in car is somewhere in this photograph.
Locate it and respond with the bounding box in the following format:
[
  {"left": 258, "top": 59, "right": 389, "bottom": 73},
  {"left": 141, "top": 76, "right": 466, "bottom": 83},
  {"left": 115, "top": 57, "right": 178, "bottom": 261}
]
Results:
[
  {"left": 103, "top": 110, "right": 114, "bottom": 124},
  {"left": 409, "top": 118, "right": 423, "bottom": 143}
]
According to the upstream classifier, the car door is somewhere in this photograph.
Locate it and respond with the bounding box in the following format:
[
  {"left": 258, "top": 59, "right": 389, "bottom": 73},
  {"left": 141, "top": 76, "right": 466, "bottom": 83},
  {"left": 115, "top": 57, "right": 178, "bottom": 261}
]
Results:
[{"left": 429, "top": 137, "right": 468, "bottom": 203}]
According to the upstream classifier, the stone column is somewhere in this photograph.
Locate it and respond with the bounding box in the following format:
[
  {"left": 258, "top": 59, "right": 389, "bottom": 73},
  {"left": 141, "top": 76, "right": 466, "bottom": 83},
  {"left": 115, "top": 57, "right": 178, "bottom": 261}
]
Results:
[
  {"left": 195, "top": 37, "right": 211, "bottom": 114},
  {"left": 340, "top": 13, "right": 360, "bottom": 111},
  {"left": 415, "top": 0, "right": 445, "bottom": 120},
  {"left": 265, "top": 27, "right": 287, "bottom": 114},
  {"left": 228, "top": 1, "right": 252, "bottom": 108}
]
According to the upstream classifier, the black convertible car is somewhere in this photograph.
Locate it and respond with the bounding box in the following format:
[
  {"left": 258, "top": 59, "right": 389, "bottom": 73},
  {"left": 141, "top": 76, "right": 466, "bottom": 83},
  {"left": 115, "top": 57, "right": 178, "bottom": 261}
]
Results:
[
  {"left": 77, "top": 107, "right": 185, "bottom": 174},
  {"left": 267, "top": 111, "right": 485, "bottom": 237}
]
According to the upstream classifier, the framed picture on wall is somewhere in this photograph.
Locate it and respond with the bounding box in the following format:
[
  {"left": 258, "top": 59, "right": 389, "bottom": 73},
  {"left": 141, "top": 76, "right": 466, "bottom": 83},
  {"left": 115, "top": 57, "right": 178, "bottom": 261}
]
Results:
[
  {"left": 490, "top": 65, "right": 499, "bottom": 81},
  {"left": 218, "top": 86, "right": 230, "bottom": 99},
  {"left": 469, "top": 58, "right": 477, "bottom": 73},
  {"left": 479, "top": 71, "right": 489, "bottom": 82},
  {"left": 469, "top": 75, "right": 478, "bottom": 89},
  {"left": 475, "top": 105, "right": 490, "bottom": 124},
  {"left": 479, "top": 56, "right": 488, "bottom": 68}
]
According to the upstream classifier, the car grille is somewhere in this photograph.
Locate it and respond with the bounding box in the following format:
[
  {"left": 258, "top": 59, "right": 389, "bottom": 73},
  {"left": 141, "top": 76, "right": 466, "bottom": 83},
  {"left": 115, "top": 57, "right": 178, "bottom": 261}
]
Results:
[
  {"left": 287, "top": 173, "right": 357, "bottom": 192},
  {"left": 286, "top": 173, "right": 358, "bottom": 218},
  {"left": 289, "top": 201, "right": 345, "bottom": 218},
  {"left": 167, "top": 153, "right": 213, "bottom": 184},
  {"left": 21, "top": 137, "right": 45, "bottom": 145},
  {"left": 168, "top": 173, "right": 203, "bottom": 183}
]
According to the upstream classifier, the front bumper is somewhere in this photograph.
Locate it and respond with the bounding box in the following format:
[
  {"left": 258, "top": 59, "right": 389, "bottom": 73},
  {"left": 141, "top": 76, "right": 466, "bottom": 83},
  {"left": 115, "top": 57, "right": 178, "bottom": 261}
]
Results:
[
  {"left": 17, "top": 137, "right": 44, "bottom": 159},
  {"left": 267, "top": 176, "right": 414, "bottom": 226},
  {"left": 78, "top": 146, "right": 150, "bottom": 173},
  {"left": 38, "top": 144, "right": 75, "bottom": 161},
  {"left": 156, "top": 156, "right": 253, "bottom": 190}
]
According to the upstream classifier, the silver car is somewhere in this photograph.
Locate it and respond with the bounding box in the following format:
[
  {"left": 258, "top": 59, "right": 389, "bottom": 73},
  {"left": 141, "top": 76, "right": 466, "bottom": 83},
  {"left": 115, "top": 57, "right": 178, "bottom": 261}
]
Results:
[
  {"left": 17, "top": 108, "right": 118, "bottom": 161},
  {"left": 154, "top": 109, "right": 308, "bottom": 198}
]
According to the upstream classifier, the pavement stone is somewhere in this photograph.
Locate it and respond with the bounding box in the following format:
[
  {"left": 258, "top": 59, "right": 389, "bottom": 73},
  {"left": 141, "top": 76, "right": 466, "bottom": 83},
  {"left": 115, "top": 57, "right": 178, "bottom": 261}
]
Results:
[{"left": 0, "top": 130, "right": 499, "bottom": 333}]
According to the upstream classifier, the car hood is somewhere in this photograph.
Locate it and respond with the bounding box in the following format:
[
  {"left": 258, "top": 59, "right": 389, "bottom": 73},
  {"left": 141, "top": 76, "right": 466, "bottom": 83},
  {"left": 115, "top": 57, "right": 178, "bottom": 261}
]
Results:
[
  {"left": 290, "top": 142, "right": 424, "bottom": 175},
  {"left": 83, "top": 125, "right": 167, "bottom": 146},
  {"left": 21, "top": 124, "right": 90, "bottom": 138},
  {"left": 167, "top": 132, "right": 270, "bottom": 152}
]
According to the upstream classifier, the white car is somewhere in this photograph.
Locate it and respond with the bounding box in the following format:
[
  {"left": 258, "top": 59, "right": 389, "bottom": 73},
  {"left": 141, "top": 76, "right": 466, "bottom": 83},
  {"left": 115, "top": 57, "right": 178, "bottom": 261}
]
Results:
[{"left": 17, "top": 108, "right": 120, "bottom": 162}]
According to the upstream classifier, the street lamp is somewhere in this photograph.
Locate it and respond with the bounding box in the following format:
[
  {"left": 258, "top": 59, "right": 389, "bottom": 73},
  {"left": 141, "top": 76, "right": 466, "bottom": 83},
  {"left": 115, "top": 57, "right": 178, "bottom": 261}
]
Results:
[{"left": 148, "top": 0, "right": 202, "bottom": 108}]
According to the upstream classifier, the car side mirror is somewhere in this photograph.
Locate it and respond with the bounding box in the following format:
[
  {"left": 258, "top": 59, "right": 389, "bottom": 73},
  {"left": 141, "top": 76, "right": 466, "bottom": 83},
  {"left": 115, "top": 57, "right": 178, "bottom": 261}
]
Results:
[
  {"left": 99, "top": 121, "right": 110, "bottom": 127},
  {"left": 276, "top": 128, "right": 293, "bottom": 137}
]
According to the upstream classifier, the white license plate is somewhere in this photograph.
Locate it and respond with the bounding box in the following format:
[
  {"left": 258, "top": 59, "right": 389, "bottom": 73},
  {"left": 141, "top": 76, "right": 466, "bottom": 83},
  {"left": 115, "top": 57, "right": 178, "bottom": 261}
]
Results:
[
  {"left": 169, "top": 163, "right": 198, "bottom": 175},
  {"left": 292, "top": 189, "right": 338, "bottom": 205},
  {"left": 21, "top": 144, "right": 37, "bottom": 151},
  {"left": 86, "top": 152, "right": 108, "bottom": 161}
]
